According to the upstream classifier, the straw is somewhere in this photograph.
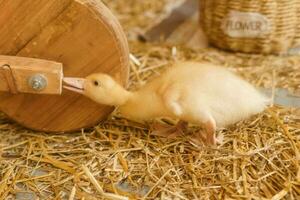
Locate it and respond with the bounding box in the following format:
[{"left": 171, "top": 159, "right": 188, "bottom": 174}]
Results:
[{"left": 0, "top": 0, "right": 300, "bottom": 199}]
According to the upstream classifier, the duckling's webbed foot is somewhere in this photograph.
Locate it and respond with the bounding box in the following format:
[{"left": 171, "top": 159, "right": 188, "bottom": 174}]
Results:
[
  {"left": 191, "top": 114, "right": 217, "bottom": 146},
  {"left": 151, "top": 120, "right": 188, "bottom": 138},
  {"left": 197, "top": 118, "right": 216, "bottom": 145}
]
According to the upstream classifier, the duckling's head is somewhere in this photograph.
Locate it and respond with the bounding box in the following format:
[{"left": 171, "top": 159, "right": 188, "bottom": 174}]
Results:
[{"left": 63, "top": 73, "right": 131, "bottom": 106}]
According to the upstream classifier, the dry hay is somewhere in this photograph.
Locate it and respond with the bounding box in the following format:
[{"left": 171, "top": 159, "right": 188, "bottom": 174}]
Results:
[{"left": 1, "top": 0, "right": 300, "bottom": 199}]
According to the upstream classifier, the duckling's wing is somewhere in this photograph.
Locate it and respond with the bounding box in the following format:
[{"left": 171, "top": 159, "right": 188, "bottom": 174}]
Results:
[{"left": 159, "top": 83, "right": 183, "bottom": 117}]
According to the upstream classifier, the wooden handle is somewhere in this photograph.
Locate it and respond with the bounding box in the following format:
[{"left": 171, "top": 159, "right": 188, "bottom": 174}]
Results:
[{"left": 0, "top": 56, "right": 63, "bottom": 95}]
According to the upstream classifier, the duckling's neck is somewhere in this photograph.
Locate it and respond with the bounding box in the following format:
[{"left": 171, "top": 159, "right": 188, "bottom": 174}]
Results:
[
  {"left": 118, "top": 89, "right": 169, "bottom": 121},
  {"left": 111, "top": 87, "right": 133, "bottom": 106},
  {"left": 117, "top": 90, "right": 136, "bottom": 107}
]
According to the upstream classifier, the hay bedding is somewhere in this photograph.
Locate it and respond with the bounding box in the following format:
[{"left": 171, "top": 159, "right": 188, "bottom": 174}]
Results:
[{"left": 1, "top": 0, "right": 300, "bottom": 199}]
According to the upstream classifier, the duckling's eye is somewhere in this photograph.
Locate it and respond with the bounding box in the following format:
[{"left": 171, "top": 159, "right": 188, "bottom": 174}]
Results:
[{"left": 93, "top": 81, "right": 100, "bottom": 87}]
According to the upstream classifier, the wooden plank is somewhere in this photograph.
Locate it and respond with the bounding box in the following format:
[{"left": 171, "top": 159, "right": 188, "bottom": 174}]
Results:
[
  {"left": 1, "top": 64, "right": 18, "bottom": 94},
  {"left": 143, "top": 0, "right": 208, "bottom": 49},
  {"left": 144, "top": 0, "right": 198, "bottom": 41}
]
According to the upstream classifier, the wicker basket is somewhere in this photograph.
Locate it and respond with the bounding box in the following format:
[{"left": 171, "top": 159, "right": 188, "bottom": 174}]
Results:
[{"left": 200, "top": 0, "right": 300, "bottom": 54}]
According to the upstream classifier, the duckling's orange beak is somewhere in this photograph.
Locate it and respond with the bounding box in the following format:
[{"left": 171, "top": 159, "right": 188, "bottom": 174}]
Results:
[{"left": 63, "top": 77, "right": 86, "bottom": 94}]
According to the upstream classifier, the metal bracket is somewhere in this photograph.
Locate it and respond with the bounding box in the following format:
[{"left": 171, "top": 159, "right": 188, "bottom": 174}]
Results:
[{"left": 1, "top": 64, "right": 18, "bottom": 94}]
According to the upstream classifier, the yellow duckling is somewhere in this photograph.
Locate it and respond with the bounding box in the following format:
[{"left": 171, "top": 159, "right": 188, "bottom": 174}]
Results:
[{"left": 63, "top": 62, "right": 269, "bottom": 145}]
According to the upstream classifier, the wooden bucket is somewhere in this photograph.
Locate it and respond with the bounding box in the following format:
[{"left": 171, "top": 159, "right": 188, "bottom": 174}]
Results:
[{"left": 0, "top": 0, "right": 129, "bottom": 132}]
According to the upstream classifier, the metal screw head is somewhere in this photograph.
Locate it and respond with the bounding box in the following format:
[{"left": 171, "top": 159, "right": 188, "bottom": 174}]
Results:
[{"left": 28, "top": 74, "right": 47, "bottom": 91}]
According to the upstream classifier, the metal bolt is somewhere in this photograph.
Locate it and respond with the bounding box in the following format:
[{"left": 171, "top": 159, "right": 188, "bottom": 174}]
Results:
[{"left": 28, "top": 74, "right": 47, "bottom": 91}]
